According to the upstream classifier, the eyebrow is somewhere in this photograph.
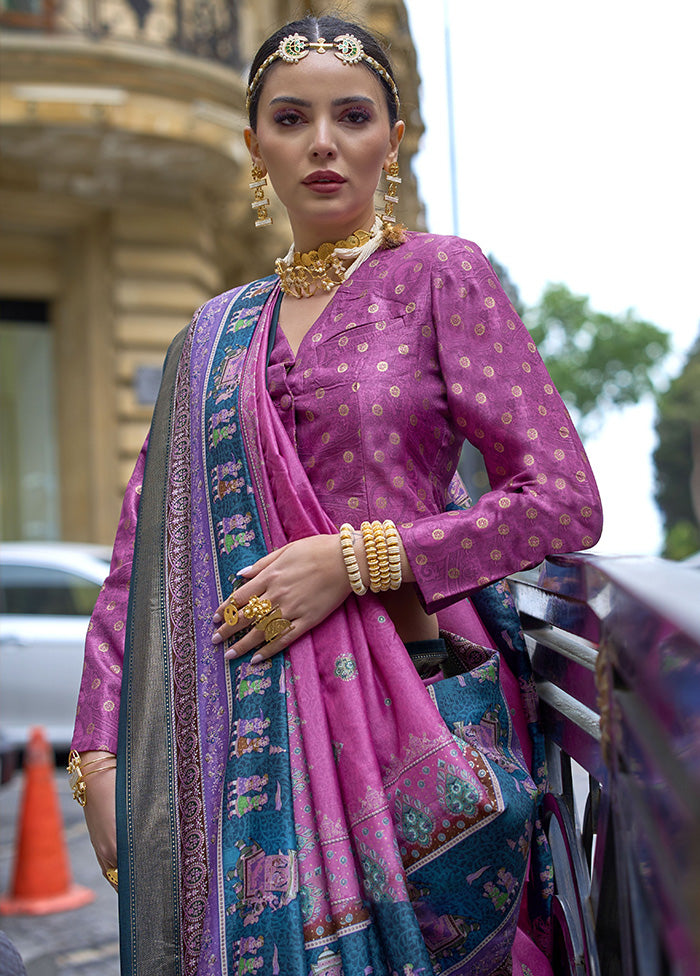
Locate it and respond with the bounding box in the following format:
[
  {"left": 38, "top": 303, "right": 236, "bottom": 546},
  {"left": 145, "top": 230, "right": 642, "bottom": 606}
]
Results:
[{"left": 268, "top": 95, "right": 376, "bottom": 108}]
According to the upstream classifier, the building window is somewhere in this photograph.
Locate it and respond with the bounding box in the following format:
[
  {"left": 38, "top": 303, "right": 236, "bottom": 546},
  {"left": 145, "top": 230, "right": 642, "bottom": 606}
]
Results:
[{"left": 0, "top": 300, "right": 60, "bottom": 541}]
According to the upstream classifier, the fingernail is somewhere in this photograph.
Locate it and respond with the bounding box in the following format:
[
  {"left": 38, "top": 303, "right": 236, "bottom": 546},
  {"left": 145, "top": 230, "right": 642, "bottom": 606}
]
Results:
[
  {"left": 212, "top": 612, "right": 222, "bottom": 623},
  {"left": 212, "top": 632, "right": 223, "bottom": 645},
  {"left": 250, "top": 653, "right": 262, "bottom": 665},
  {"left": 237, "top": 566, "right": 253, "bottom": 577},
  {"left": 224, "top": 648, "right": 237, "bottom": 660}
]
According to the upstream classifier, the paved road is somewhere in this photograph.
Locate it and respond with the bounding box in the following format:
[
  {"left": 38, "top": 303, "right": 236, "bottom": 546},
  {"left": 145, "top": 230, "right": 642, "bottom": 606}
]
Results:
[{"left": 0, "top": 766, "right": 119, "bottom": 976}]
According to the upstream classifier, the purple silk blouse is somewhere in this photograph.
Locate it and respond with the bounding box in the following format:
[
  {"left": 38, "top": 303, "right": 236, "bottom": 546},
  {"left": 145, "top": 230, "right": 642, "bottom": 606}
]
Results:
[{"left": 73, "top": 233, "right": 602, "bottom": 752}]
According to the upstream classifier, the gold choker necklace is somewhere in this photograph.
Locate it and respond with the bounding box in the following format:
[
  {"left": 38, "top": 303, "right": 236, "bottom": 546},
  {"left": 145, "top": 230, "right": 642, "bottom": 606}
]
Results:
[
  {"left": 275, "top": 228, "right": 372, "bottom": 299},
  {"left": 275, "top": 218, "right": 407, "bottom": 299}
]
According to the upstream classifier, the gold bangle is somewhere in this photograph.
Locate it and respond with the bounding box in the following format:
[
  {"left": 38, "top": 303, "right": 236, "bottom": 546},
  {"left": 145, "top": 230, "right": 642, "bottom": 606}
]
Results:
[
  {"left": 372, "top": 521, "right": 392, "bottom": 588},
  {"left": 340, "top": 524, "right": 367, "bottom": 595},
  {"left": 363, "top": 520, "right": 391, "bottom": 593},
  {"left": 82, "top": 757, "right": 116, "bottom": 771},
  {"left": 81, "top": 756, "right": 113, "bottom": 769},
  {"left": 67, "top": 750, "right": 87, "bottom": 807},
  {"left": 67, "top": 750, "right": 117, "bottom": 805},
  {"left": 83, "top": 763, "right": 117, "bottom": 779},
  {"left": 383, "top": 519, "right": 403, "bottom": 590},
  {"left": 361, "top": 521, "right": 384, "bottom": 592}
]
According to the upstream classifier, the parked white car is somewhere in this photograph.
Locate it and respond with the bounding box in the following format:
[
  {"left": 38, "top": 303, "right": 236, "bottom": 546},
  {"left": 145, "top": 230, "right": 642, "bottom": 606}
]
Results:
[{"left": 0, "top": 542, "right": 111, "bottom": 752}]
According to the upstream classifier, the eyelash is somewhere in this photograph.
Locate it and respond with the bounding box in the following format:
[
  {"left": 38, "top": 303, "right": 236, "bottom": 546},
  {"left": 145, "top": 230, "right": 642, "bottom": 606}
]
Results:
[
  {"left": 273, "top": 110, "right": 304, "bottom": 126},
  {"left": 272, "top": 107, "right": 373, "bottom": 126},
  {"left": 342, "top": 108, "right": 372, "bottom": 124}
]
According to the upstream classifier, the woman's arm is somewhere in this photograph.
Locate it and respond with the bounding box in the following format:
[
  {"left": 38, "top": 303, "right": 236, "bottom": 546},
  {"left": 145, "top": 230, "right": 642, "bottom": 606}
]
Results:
[
  {"left": 210, "top": 525, "right": 414, "bottom": 659},
  {"left": 79, "top": 750, "right": 118, "bottom": 888},
  {"left": 71, "top": 436, "right": 149, "bottom": 754},
  {"left": 398, "top": 242, "right": 602, "bottom": 613}
]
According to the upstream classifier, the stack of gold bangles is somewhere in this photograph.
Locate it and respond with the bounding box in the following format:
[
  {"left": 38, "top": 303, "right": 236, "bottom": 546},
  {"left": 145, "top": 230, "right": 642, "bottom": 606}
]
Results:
[
  {"left": 224, "top": 593, "right": 294, "bottom": 644},
  {"left": 67, "top": 750, "right": 117, "bottom": 807},
  {"left": 340, "top": 519, "right": 402, "bottom": 595}
]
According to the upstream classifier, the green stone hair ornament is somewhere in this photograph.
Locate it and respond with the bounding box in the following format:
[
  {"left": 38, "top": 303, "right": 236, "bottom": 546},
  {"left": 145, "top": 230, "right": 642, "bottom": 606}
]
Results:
[{"left": 246, "top": 33, "right": 400, "bottom": 113}]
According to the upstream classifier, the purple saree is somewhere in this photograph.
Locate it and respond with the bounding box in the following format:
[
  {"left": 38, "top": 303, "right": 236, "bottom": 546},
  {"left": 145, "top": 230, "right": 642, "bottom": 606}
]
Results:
[{"left": 115, "top": 274, "right": 552, "bottom": 976}]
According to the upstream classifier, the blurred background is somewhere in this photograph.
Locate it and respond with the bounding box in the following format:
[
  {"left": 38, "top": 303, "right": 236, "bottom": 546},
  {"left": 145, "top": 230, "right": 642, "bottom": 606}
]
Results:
[
  {"left": 407, "top": 0, "right": 699, "bottom": 563},
  {"left": 0, "top": 2, "right": 422, "bottom": 972},
  {"left": 1, "top": 0, "right": 698, "bottom": 558},
  {"left": 0, "top": 0, "right": 698, "bottom": 972}
]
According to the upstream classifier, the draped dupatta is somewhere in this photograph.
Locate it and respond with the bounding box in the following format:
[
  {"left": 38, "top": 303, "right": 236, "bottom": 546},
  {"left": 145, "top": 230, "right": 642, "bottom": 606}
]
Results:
[{"left": 117, "top": 279, "right": 542, "bottom": 976}]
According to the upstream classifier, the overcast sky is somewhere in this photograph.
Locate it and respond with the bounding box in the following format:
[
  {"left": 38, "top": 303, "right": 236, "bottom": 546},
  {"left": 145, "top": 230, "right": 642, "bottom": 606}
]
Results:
[{"left": 404, "top": 0, "right": 699, "bottom": 555}]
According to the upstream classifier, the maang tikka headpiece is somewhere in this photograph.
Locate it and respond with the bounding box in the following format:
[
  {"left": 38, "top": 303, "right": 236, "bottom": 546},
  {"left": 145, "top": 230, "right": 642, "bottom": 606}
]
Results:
[{"left": 246, "top": 33, "right": 400, "bottom": 114}]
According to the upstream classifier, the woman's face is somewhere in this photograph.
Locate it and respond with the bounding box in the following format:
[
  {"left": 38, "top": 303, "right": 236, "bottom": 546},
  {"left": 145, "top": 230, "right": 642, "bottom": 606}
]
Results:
[{"left": 245, "top": 52, "right": 404, "bottom": 251}]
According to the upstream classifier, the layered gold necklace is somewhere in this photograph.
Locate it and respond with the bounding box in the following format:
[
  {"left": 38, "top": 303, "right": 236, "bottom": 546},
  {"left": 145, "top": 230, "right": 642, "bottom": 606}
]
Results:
[
  {"left": 275, "top": 217, "right": 406, "bottom": 299},
  {"left": 275, "top": 228, "right": 372, "bottom": 298}
]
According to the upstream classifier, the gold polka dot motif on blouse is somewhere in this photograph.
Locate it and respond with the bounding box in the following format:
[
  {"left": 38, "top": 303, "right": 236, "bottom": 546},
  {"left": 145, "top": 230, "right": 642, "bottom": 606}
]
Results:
[
  {"left": 71, "top": 230, "right": 603, "bottom": 748},
  {"left": 266, "top": 233, "right": 601, "bottom": 613}
]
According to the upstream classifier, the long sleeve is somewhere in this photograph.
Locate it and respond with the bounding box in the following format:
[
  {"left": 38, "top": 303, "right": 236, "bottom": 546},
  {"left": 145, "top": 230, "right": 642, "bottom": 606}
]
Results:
[
  {"left": 71, "top": 436, "right": 148, "bottom": 753},
  {"left": 398, "top": 240, "right": 602, "bottom": 613}
]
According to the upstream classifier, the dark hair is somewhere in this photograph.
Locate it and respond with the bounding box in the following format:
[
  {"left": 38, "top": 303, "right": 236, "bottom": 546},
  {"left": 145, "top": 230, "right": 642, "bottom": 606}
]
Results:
[{"left": 247, "top": 15, "right": 400, "bottom": 130}]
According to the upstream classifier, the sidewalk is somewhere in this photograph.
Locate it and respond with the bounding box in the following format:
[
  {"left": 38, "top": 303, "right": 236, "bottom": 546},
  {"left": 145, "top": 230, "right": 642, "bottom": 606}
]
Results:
[{"left": 0, "top": 768, "right": 119, "bottom": 976}]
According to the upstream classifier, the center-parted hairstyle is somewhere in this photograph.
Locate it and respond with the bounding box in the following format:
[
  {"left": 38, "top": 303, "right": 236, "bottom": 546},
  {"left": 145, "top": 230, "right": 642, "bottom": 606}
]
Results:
[{"left": 246, "top": 16, "right": 401, "bottom": 130}]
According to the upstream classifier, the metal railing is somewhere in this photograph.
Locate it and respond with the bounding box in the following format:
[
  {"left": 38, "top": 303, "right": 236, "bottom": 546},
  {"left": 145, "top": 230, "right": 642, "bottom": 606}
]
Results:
[
  {"left": 0, "top": 0, "right": 244, "bottom": 70},
  {"left": 509, "top": 554, "right": 700, "bottom": 976}
]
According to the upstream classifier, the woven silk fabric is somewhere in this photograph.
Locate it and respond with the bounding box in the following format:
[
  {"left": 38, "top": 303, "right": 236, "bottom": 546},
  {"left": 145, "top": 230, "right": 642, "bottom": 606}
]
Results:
[
  {"left": 76, "top": 233, "right": 602, "bottom": 759},
  {"left": 117, "top": 275, "right": 542, "bottom": 975}
]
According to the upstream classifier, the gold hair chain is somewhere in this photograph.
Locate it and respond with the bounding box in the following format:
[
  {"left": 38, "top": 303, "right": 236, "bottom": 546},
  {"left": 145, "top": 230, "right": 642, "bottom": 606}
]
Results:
[{"left": 247, "top": 33, "right": 400, "bottom": 113}]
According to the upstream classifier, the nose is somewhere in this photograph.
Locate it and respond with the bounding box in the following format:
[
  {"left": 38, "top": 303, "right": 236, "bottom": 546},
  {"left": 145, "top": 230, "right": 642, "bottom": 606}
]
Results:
[{"left": 309, "top": 118, "right": 337, "bottom": 159}]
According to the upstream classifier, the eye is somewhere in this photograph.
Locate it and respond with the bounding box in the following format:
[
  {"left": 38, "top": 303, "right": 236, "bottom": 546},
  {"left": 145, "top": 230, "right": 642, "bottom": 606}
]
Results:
[
  {"left": 341, "top": 107, "right": 373, "bottom": 124},
  {"left": 273, "top": 109, "right": 306, "bottom": 126}
]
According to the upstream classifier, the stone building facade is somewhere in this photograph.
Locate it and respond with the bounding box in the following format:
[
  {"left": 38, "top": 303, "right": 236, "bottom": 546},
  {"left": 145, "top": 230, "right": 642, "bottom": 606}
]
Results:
[{"left": 0, "top": 0, "right": 424, "bottom": 543}]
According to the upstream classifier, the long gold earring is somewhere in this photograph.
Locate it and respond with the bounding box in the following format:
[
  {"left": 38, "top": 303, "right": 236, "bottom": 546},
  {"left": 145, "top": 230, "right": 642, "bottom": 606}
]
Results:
[
  {"left": 249, "top": 164, "right": 272, "bottom": 228},
  {"left": 382, "top": 161, "right": 401, "bottom": 224}
]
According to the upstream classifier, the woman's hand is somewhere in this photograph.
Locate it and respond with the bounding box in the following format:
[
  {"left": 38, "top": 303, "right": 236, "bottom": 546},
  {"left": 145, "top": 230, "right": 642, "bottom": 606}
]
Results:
[
  {"left": 212, "top": 534, "right": 353, "bottom": 662},
  {"left": 80, "top": 751, "right": 118, "bottom": 890}
]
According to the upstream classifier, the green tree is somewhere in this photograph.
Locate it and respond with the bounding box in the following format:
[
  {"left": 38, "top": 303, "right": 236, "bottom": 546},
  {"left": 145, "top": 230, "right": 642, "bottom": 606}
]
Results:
[
  {"left": 524, "top": 283, "right": 671, "bottom": 436},
  {"left": 653, "top": 334, "right": 700, "bottom": 559}
]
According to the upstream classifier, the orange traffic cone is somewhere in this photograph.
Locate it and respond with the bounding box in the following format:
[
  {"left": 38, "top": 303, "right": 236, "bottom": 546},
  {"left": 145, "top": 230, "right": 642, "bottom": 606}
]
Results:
[{"left": 0, "top": 727, "right": 95, "bottom": 915}]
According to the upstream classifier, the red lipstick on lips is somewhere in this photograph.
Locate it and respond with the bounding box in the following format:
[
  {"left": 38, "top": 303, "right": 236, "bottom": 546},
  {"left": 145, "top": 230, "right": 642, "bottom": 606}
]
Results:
[{"left": 302, "top": 170, "right": 346, "bottom": 193}]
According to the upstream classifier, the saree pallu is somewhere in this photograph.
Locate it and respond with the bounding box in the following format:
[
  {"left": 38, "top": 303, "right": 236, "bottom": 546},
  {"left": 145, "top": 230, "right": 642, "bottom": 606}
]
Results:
[{"left": 117, "top": 278, "right": 545, "bottom": 976}]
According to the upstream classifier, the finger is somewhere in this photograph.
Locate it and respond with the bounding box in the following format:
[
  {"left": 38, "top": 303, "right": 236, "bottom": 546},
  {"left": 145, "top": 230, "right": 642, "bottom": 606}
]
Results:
[
  {"left": 229, "top": 547, "right": 289, "bottom": 596},
  {"left": 213, "top": 615, "right": 252, "bottom": 645},
  {"left": 216, "top": 591, "right": 284, "bottom": 647},
  {"left": 212, "top": 553, "right": 284, "bottom": 623},
  {"left": 212, "top": 583, "right": 265, "bottom": 639},
  {"left": 96, "top": 853, "right": 118, "bottom": 887},
  {"left": 213, "top": 575, "right": 254, "bottom": 622},
  {"left": 224, "top": 612, "right": 295, "bottom": 661},
  {"left": 249, "top": 626, "right": 296, "bottom": 664},
  {"left": 223, "top": 627, "right": 264, "bottom": 660}
]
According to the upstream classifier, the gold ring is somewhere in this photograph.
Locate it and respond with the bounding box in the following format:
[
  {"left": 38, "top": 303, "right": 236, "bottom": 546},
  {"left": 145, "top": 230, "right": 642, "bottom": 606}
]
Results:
[
  {"left": 242, "top": 595, "right": 273, "bottom": 625},
  {"left": 254, "top": 605, "right": 282, "bottom": 631},
  {"left": 264, "top": 618, "right": 294, "bottom": 643},
  {"left": 252, "top": 607, "right": 294, "bottom": 642},
  {"left": 223, "top": 600, "right": 239, "bottom": 627},
  {"left": 106, "top": 867, "right": 118, "bottom": 887}
]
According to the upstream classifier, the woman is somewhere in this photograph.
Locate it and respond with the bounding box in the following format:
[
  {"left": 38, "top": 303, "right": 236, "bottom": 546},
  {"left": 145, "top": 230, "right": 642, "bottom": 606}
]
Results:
[{"left": 70, "top": 15, "right": 602, "bottom": 976}]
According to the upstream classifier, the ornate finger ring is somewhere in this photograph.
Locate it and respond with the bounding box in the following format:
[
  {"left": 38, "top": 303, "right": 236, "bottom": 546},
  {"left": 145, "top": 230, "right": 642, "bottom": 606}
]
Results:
[
  {"left": 106, "top": 867, "right": 118, "bottom": 888},
  {"left": 253, "top": 606, "right": 295, "bottom": 643},
  {"left": 241, "top": 595, "right": 273, "bottom": 625},
  {"left": 223, "top": 599, "right": 239, "bottom": 627},
  {"left": 264, "top": 617, "right": 294, "bottom": 643}
]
